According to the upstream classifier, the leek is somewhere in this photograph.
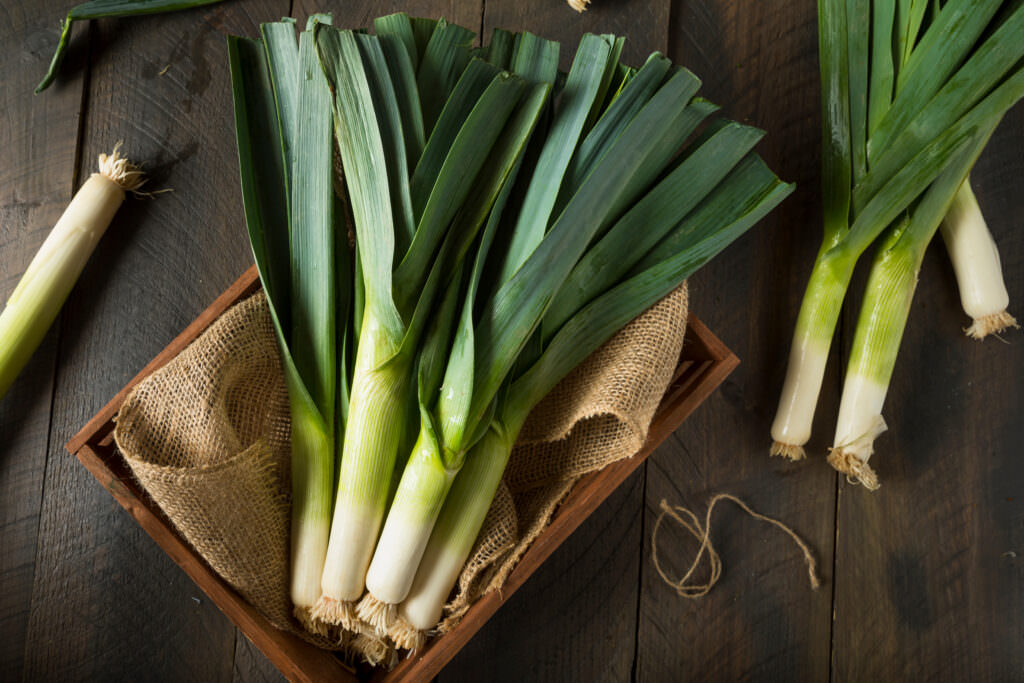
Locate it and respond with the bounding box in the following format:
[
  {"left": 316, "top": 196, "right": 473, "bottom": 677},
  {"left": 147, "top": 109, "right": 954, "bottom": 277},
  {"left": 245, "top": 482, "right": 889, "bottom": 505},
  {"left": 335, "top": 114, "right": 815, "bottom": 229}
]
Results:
[
  {"left": 830, "top": 123, "right": 996, "bottom": 488},
  {"left": 771, "top": 0, "right": 1024, "bottom": 462},
  {"left": 363, "top": 45, "right": 793, "bottom": 641},
  {"left": 364, "top": 40, "right": 702, "bottom": 624},
  {"left": 940, "top": 177, "right": 1018, "bottom": 339},
  {"left": 0, "top": 146, "right": 144, "bottom": 401},
  {"left": 228, "top": 15, "right": 347, "bottom": 627}
]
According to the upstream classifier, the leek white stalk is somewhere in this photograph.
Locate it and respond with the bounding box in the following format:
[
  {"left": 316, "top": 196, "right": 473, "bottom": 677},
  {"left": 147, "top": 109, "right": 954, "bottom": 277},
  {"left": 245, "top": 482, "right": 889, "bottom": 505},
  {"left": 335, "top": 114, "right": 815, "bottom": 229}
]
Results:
[
  {"left": 828, "top": 124, "right": 996, "bottom": 489},
  {"left": 770, "top": 249, "right": 855, "bottom": 460},
  {"left": 940, "top": 178, "right": 1018, "bottom": 339},
  {"left": 827, "top": 228, "right": 917, "bottom": 490},
  {"left": 288, "top": 399, "right": 333, "bottom": 613},
  {"left": 391, "top": 152, "right": 794, "bottom": 646},
  {"left": 365, "top": 428, "right": 459, "bottom": 605},
  {"left": 316, "top": 323, "right": 408, "bottom": 625},
  {"left": 0, "top": 146, "right": 143, "bottom": 400},
  {"left": 395, "top": 426, "right": 510, "bottom": 641}
]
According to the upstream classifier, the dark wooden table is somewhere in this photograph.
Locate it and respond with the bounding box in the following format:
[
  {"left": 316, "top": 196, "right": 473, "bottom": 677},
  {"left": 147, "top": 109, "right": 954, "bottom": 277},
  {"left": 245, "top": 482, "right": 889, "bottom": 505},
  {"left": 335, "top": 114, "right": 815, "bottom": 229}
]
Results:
[{"left": 2, "top": 1, "right": 1021, "bottom": 681}]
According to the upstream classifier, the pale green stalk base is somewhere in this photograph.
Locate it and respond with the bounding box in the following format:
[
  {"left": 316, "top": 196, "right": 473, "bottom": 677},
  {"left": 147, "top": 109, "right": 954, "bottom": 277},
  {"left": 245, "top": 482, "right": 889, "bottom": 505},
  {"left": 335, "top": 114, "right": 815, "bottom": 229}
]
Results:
[
  {"left": 290, "top": 515, "right": 331, "bottom": 609},
  {"left": 288, "top": 403, "right": 333, "bottom": 609},
  {"left": 770, "top": 248, "right": 855, "bottom": 457},
  {"left": 397, "top": 426, "right": 512, "bottom": 633},
  {"left": 0, "top": 174, "right": 124, "bottom": 399},
  {"left": 941, "top": 180, "right": 1017, "bottom": 339},
  {"left": 830, "top": 239, "right": 922, "bottom": 491},
  {"left": 365, "top": 426, "right": 457, "bottom": 608},
  {"left": 320, "top": 332, "right": 409, "bottom": 608}
]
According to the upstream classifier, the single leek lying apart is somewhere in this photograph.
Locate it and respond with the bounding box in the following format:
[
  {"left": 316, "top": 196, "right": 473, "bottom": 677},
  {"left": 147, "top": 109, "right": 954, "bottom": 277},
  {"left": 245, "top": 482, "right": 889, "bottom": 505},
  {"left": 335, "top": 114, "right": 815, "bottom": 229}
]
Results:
[
  {"left": 940, "top": 177, "right": 1018, "bottom": 339},
  {"left": 0, "top": 145, "right": 143, "bottom": 401},
  {"left": 771, "top": 0, "right": 1024, "bottom": 477}
]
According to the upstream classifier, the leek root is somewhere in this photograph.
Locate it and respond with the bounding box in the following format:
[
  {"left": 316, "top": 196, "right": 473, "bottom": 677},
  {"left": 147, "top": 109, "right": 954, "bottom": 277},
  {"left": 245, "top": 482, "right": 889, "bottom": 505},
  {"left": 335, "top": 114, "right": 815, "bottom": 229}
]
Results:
[{"left": 940, "top": 178, "right": 1018, "bottom": 339}]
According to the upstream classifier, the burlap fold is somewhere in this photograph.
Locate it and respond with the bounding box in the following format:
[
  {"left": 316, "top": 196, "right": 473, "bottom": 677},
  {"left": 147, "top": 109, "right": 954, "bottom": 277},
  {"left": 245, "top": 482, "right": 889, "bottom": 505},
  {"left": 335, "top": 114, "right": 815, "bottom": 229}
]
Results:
[{"left": 113, "top": 283, "right": 687, "bottom": 649}]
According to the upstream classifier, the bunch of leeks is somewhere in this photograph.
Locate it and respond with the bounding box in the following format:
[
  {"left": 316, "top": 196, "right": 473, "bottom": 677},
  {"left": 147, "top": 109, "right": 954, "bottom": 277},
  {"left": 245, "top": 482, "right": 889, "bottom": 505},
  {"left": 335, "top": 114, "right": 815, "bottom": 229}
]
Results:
[
  {"left": 230, "top": 13, "right": 793, "bottom": 646},
  {"left": 770, "top": 0, "right": 1024, "bottom": 487}
]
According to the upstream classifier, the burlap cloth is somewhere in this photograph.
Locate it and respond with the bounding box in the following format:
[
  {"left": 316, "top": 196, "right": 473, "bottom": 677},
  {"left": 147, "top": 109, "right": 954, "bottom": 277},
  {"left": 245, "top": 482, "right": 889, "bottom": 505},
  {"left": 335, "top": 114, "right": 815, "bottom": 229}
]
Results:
[{"left": 113, "top": 283, "right": 688, "bottom": 649}]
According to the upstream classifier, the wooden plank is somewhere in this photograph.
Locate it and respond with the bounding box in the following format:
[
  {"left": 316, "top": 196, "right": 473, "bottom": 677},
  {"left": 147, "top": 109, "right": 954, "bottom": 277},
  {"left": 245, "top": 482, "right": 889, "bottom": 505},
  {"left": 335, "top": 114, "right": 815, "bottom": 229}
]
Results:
[
  {"left": 831, "top": 108, "right": 1024, "bottom": 681},
  {"left": 0, "top": 1, "right": 90, "bottom": 678},
  {"left": 634, "top": 1, "right": 838, "bottom": 680},
  {"left": 19, "top": 3, "right": 288, "bottom": 681},
  {"left": 437, "top": 4, "right": 671, "bottom": 681},
  {"left": 440, "top": 473, "right": 646, "bottom": 683},
  {"left": 233, "top": 630, "right": 288, "bottom": 683}
]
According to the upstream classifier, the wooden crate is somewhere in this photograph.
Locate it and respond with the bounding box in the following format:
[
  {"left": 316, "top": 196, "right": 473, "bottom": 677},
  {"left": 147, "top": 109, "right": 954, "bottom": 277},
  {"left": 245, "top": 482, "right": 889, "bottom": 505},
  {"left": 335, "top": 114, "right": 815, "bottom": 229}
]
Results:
[{"left": 65, "top": 265, "right": 739, "bottom": 683}]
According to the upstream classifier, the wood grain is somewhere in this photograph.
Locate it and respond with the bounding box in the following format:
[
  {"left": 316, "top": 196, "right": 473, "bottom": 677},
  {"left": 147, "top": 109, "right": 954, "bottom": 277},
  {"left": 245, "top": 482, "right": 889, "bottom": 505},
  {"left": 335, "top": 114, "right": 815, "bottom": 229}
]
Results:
[
  {"left": 3, "top": 0, "right": 1022, "bottom": 680},
  {"left": 442, "top": 474, "right": 647, "bottom": 683},
  {"left": 0, "top": 1, "right": 89, "bottom": 678},
  {"left": 233, "top": 630, "right": 288, "bottom": 683},
  {"left": 633, "top": 1, "right": 839, "bottom": 680},
  {"left": 831, "top": 107, "right": 1024, "bottom": 682},
  {"left": 19, "top": 3, "right": 288, "bottom": 681}
]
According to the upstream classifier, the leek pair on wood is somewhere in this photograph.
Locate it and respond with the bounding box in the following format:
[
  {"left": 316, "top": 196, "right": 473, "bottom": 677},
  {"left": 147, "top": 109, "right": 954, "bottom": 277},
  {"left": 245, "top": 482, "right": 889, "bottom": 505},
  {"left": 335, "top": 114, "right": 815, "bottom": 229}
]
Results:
[{"left": 771, "top": 0, "right": 1024, "bottom": 487}]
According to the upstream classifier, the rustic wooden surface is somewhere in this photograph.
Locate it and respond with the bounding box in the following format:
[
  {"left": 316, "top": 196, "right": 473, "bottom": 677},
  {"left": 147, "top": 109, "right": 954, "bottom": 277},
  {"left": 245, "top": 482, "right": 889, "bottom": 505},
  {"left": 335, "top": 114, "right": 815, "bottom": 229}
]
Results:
[{"left": 1, "top": 0, "right": 1020, "bottom": 681}]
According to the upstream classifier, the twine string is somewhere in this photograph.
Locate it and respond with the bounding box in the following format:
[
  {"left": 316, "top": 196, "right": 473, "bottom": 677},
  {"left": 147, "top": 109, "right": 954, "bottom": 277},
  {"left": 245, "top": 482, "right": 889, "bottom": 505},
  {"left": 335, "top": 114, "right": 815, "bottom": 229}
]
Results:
[{"left": 651, "top": 493, "right": 820, "bottom": 598}]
